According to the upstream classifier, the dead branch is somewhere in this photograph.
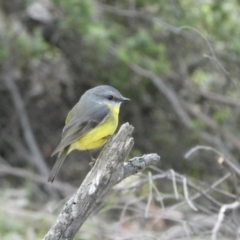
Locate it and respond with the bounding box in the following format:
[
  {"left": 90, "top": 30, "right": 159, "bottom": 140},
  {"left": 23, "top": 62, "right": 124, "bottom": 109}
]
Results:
[
  {"left": 2, "top": 61, "right": 61, "bottom": 198},
  {"left": 186, "top": 145, "right": 240, "bottom": 180},
  {"left": 149, "top": 167, "right": 225, "bottom": 210},
  {"left": 129, "top": 64, "right": 193, "bottom": 128},
  {"left": 183, "top": 101, "right": 240, "bottom": 151},
  {"left": 0, "top": 161, "right": 76, "bottom": 196},
  {"left": 194, "top": 89, "right": 240, "bottom": 108},
  {"left": 212, "top": 201, "right": 240, "bottom": 240},
  {"left": 43, "top": 123, "right": 160, "bottom": 240},
  {"left": 2, "top": 61, "right": 50, "bottom": 176},
  {"left": 217, "top": 156, "right": 240, "bottom": 180}
]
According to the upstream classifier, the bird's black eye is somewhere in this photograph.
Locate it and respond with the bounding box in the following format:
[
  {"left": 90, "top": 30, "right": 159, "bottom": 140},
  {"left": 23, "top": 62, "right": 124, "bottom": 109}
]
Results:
[{"left": 108, "top": 95, "right": 114, "bottom": 100}]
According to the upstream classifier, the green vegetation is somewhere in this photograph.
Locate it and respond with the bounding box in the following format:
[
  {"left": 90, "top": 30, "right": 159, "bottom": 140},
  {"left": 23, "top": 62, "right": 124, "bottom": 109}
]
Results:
[{"left": 1, "top": 0, "right": 240, "bottom": 239}]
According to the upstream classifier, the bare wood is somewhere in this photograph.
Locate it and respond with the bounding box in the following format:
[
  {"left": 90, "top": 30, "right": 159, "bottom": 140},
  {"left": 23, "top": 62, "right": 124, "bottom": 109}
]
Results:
[
  {"left": 43, "top": 123, "right": 160, "bottom": 240},
  {"left": 212, "top": 201, "right": 240, "bottom": 240},
  {"left": 217, "top": 156, "right": 240, "bottom": 180}
]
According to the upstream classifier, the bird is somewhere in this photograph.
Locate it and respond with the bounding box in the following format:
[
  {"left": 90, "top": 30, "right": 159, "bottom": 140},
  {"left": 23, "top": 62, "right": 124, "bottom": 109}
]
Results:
[{"left": 48, "top": 85, "right": 130, "bottom": 182}]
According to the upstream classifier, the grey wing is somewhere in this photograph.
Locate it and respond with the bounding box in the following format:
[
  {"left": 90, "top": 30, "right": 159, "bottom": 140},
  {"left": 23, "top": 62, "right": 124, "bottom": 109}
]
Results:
[{"left": 51, "top": 101, "right": 110, "bottom": 156}]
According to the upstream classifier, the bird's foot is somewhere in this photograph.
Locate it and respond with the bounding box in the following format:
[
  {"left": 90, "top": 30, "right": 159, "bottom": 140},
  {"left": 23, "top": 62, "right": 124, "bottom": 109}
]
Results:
[{"left": 88, "top": 150, "right": 96, "bottom": 168}]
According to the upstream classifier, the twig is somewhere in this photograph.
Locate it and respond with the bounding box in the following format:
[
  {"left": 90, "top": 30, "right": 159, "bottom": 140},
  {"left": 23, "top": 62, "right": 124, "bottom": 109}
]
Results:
[
  {"left": 43, "top": 123, "right": 160, "bottom": 240},
  {"left": 151, "top": 179, "right": 165, "bottom": 211},
  {"left": 149, "top": 167, "right": 218, "bottom": 210},
  {"left": 130, "top": 64, "right": 193, "bottom": 129},
  {"left": 217, "top": 156, "right": 240, "bottom": 180},
  {"left": 170, "top": 173, "right": 231, "bottom": 211},
  {"left": 169, "top": 169, "right": 179, "bottom": 200},
  {"left": 212, "top": 201, "right": 240, "bottom": 240},
  {"left": 178, "top": 26, "right": 230, "bottom": 77},
  {"left": 182, "top": 176, "right": 198, "bottom": 211},
  {"left": 194, "top": 89, "right": 240, "bottom": 107},
  {"left": 145, "top": 171, "right": 153, "bottom": 218},
  {"left": 0, "top": 162, "right": 76, "bottom": 196},
  {"left": 3, "top": 61, "right": 50, "bottom": 176},
  {"left": 149, "top": 168, "right": 223, "bottom": 210},
  {"left": 183, "top": 101, "right": 240, "bottom": 151},
  {"left": 150, "top": 168, "right": 198, "bottom": 211},
  {"left": 185, "top": 145, "right": 223, "bottom": 159},
  {"left": 2, "top": 61, "right": 59, "bottom": 198},
  {"left": 119, "top": 196, "right": 146, "bottom": 227},
  {"left": 100, "top": 3, "right": 233, "bottom": 83},
  {"left": 185, "top": 145, "right": 240, "bottom": 179}
]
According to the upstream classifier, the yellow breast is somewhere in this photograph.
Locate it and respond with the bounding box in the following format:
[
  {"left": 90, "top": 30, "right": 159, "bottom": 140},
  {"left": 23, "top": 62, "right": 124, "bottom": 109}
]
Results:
[{"left": 69, "top": 105, "right": 119, "bottom": 152}]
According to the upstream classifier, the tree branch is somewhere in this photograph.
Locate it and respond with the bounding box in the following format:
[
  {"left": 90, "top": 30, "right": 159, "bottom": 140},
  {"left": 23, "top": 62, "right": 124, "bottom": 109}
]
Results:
[
  {"left": 2, "top": 60, "right": 59, "bottom": 198},
  {"left": 2, "top": 61, "right": 50, "bottom": 176},
  {"left": 43, "top": 123, "right": 160, "bottom": 240},
  {"left": 212, "top": 201, "right": 240, "bottom": 240},
  {"left": 194, "top": 89, "right": 240, "bottom": 108},
  {"left": 0, "top": 160, "right": 76, "bottom": 196},
  {"left": 130, "top": 64, "right": 193, "bottom": 129},
  {"left": 183, "top": 101, "right": 240, "bottom": 151}
]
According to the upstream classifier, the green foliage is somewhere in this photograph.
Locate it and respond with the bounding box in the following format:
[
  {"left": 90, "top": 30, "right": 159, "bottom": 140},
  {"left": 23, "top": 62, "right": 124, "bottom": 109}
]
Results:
[
  {"left": 50, "top": 0, "right": 171, "bottom": 77},
  {"left": 0, "top": 38, "right": 9, "bottom": 64},
  {"left": 192, "top": 119, "right": 206, "bottom": 131},
  {"left": 2, "top": 0, "right": 240, "bottom": 238},
  {"left": 189, "top": 163, "right": 201, "bottom": 178},
  {"left": 1, "top": 28, "right": 55, "bottom": 67},
  {"left": 191, "top": 70, "right": 208, "bottom": 86},
  {"left": 83, "top": 24, "right": 113, "bottom": 59},
  {"left": 53, "top": 0, "right": 93, "bottom": 33},
  {"left": 213, "top": 107, "right": 230, "bottom": 124},
  {"left": 117, "top": 29, "right": 170, "bottom": 75},
  {"left": 0, "top": 213, "right": 25, "bottom": 236},
  {"left": 16, "top": 29, "right": 51, "bottom": 60}
]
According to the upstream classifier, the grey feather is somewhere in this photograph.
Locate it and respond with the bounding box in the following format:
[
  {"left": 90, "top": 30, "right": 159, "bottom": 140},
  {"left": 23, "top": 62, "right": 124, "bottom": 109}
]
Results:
[
  {"left": 48, "top": 149, "right": 68, "bottom": 182},
  {"left": 51, "top": 101, "right": 109, "bottom": 156}
]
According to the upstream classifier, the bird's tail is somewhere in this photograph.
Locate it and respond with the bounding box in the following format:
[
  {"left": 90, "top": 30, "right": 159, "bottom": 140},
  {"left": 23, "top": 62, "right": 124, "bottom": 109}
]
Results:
[{"left": 48, "top": 149, "right": 68, "bottom": 183}]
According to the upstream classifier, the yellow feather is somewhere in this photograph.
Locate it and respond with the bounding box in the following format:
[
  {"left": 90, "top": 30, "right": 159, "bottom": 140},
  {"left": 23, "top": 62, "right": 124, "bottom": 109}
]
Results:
[{"left": 68, "top": 105, "right": 119, "bottom": 153}]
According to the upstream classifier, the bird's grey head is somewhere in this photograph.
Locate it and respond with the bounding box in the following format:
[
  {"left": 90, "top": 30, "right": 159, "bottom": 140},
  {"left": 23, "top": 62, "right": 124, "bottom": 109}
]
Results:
[{"left": 81, "top": 85, "right": 130, "bottom": 106}]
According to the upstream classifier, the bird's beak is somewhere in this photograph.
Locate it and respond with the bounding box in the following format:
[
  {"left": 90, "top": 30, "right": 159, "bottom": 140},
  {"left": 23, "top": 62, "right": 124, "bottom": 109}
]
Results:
[{"left": 120, "top": 97, "right": 131, "bottom": 102}]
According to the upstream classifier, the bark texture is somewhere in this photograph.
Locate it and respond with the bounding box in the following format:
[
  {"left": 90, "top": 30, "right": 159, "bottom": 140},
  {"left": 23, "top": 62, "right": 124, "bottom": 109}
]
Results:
[{"left": 44, "top": 123, "right": 160, "bottom": 240}]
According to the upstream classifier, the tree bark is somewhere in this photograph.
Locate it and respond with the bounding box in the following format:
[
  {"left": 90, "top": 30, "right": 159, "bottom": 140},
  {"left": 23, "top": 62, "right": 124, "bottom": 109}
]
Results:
[{"left": 43, "top": 123, "right": 160, "bottom": 240}]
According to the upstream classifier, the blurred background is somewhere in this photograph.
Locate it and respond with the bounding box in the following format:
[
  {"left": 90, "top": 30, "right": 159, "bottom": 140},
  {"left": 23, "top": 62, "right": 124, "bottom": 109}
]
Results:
[{"left": 1, "top": 0, "right": 240, "bottom": 239}]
